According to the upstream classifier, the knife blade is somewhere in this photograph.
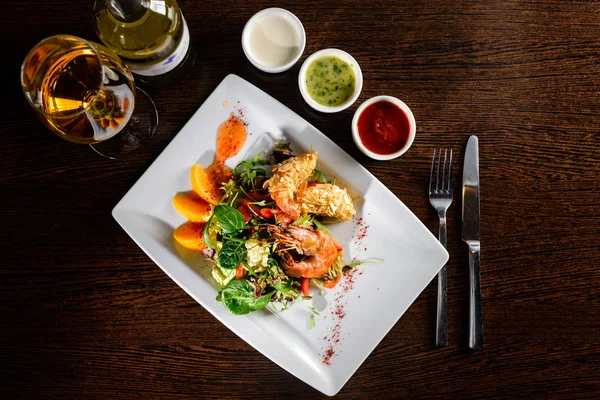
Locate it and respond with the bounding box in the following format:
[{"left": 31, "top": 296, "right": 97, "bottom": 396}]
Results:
[{"left": 462, "top": 135, "right": 483, "bottom": 349}]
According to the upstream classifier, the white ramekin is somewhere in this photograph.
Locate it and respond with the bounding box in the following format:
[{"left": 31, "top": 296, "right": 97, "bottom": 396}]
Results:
[
  {"left": 298, "top": 48, "right": 363, "bottom": 113},
  {"left": 351, "top": 95, "right": 416, "bottom": 160},
  {"left": 241, "top": 8, "right": 306, "bottom": 74}
]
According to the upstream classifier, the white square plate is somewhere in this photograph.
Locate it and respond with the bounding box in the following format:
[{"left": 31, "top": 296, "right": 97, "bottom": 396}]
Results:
[{"left": 112, "top": 74, "right": 448, "bottom": 396}]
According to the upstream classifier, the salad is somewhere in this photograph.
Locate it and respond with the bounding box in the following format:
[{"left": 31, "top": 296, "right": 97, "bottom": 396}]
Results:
[{"left": 173, "top": 143, "right": 356, "bottom": 315}]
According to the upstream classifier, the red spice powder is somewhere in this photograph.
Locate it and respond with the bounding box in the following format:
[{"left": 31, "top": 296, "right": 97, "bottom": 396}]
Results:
[
  {"left": 321, "top": 264, "right": 365, "bottom": 365},
  {"left": 351, "top": 217, "right": 370, "bottom": 250},
  {"left": 230, "top": 106, "right": 247, "bottom": 123}
]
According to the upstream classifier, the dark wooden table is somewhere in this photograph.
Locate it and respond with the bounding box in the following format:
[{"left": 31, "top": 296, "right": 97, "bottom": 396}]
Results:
[{"left": 2, "top": 0, "right": 599, "bottom": 398}]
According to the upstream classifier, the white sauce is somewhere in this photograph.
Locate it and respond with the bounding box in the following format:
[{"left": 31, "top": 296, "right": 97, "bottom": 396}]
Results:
[{"left": 247, "top": 14, "right": 300, "bottom": 67}]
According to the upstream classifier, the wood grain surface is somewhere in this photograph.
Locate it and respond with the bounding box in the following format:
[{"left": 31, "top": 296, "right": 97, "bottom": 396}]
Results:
[{"left": 1, "top": 0, "right": 599, "bottom": 398}]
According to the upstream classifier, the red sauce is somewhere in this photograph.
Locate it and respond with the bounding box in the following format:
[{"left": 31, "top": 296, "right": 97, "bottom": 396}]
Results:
[
  {"left": 357, "top": 101, "right": 411, "bottom": 155},
  {"left": 196, "top": 115, "right": 247, "bottom": 203},
  {"left": 215, "top": 115, "right": 247, "bottom": 163},
  {"left": 209, "top": 115, "right": 247, "bottom": 178}
]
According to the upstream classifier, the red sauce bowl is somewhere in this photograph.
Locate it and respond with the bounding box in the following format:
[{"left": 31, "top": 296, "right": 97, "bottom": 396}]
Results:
[{"left": 351, "top": 96, "right": 416, "bottom": 160}]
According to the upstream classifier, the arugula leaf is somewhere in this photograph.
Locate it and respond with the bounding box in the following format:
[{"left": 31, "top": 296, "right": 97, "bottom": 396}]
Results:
[
  {"left": 274, "top": 141, "right": 292, "bottom": 153},
  {"left": 218, "top": 239, "right": 246, "bottom": 270},
  {"left": 301, "top": 295, "right": 313, "bottom": 300},
  {"left": 320, "top": 216, "right": 342, "bottom": 225},
  {"left": 292, "top": 214, "right": 314, "bottom": 228},
  {"left": 272, "top": 142, "right": 294, "bottom": 164},
  {"left": 274, "top": 279, "right": 293, "bottom": 293},
  {"left": 216, "top": 280, "right": 274, "bottom": 315},
  {"left": 220, "top": 179, "right": 243, "bottom": 207},
  {"left": 272, "top": 300, "right": 291, "bottom": 312},
  {"left": 309, "top": 306, "right": 320, "bottom": 315},
  {"left": 233, "top": 152, "right": 269, "bottom": 189},
  {"left": 251, "top": 151, "right": 270, "bottom": 165},
  {"left": 214, "top": 204, "right": 246, "bottom": 235},
  {"left": 313, "top": 219, "right": 330, "bottom": 234},
  {"left": 309, "top": 168, "right": 329, "bottom": 183},
  {"left": 203, "top": 213, "right": 217, "bottom": 249},
  {"left": 267, "top": 255, "right": 281, "bottom": 270},
  {"left": 344, "top": 258, "right": 383, "bottom": 270},
  {"left": 241, "top": 260, "right": 257, "bottom": 276}
]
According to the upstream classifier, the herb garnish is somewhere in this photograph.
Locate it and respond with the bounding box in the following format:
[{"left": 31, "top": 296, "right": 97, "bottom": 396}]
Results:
[{"left": 216, "top": 280, "right": 274, "bottom": 315}]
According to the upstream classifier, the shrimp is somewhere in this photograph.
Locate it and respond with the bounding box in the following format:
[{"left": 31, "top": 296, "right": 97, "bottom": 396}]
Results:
[
  {"left": 273, "top": 225, "right": 321, "bottom": 255},
  {"left": 275, "top": 227, "right": 338, "bottom": 278},
  {"left": 264, "top": 151, "right": 356, "bottom": 220},
  {"left": 263, "top": 152, "right": 318, "bottom": 219}
]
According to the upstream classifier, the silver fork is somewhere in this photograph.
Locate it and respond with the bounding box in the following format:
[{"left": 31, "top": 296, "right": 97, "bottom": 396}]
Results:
[{"left": 429, "top": 149, "right": 453, "bottom": 347}]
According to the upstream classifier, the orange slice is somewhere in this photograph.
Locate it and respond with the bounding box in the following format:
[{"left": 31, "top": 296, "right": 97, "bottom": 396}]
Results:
[
  {"left": 173, "top": 222, "right": 208, "bottom": 251},
  {"left": 172, "top": 192, "right": 212, "bottom": 222},
  {"left": 190, "top": 164, "right": 232, "bottom": 205}
]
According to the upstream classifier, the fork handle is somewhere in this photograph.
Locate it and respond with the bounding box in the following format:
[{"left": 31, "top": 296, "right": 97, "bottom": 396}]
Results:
[
  {"left": 436, "top": 214, "right": 448, "bottom": 347},
  {"left": 468, "top": 242, "right": 484, "bottom": 349}
]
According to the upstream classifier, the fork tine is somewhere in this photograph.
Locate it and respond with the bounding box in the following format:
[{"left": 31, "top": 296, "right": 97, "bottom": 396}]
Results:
[
  {"left": 448, "top": 149, "right": 453, "bottom": 194},
  {"left": 442, "top": 149, "right": 448, "bottom": 192},
  {"left": 429, "top": 149, "right": 436, "bottom": 194},
  {"left": 436, "top": 148, "right": 441, "bottom": 192}
]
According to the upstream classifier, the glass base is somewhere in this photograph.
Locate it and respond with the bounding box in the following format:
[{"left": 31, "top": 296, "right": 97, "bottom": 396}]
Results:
[{"left": 90, "top": 87, "right": 158, "bottom": 160}]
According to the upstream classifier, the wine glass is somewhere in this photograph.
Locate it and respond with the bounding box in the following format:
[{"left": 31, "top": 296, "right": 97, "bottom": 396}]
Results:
[{"left": 21, "top": 34, "right": 158, "bottom": 159}]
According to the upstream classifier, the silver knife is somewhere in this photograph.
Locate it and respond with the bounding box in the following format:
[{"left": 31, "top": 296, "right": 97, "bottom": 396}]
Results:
[{"left": 462, "top": 135, "right": 483, "bottom": 349}]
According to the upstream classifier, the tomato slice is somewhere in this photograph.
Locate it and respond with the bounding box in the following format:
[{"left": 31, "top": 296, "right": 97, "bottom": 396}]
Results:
[
  {"left": 247, "top": 203, "right": 261, "bottom": 218},
  {"left": 301, "top": 277, "right": 310, "bottom": 296},
  {"left": 247, "top": 191, "right": 271, "bottom": 202},
  {"left": 235, "top": 264, "right": 247, "bottom": 280},
  {"left": 237, "top": 204, "right": 251, "bottom": 223},
  {"left": 259, "top": 208, "right": 278, "bottom": 219},
  {"left": 236, "top": 198, "right": 260, "bottom": 220}
]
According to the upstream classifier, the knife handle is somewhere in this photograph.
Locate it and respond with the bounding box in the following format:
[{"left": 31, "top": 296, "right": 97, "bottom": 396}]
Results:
[{"left": 468, "top": 242, "right": 483, "bottom": 349}]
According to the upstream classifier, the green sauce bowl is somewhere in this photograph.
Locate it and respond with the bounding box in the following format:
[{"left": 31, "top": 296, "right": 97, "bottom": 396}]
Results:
[{"left": 298, "top": 49, "right": 363, "bottom": 113}]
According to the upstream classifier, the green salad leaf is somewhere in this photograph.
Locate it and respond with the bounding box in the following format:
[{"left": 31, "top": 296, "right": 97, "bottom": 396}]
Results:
[
  {"left": 218, "top": 239, "right": 246, "bottom": 270},
  {"left": 344, "top": 258, "right": 383, "bottom": 270},
  {"left": 211, "top": 265, "right": 236, "bottom": 286},
  {"left": 216, "top": 280, "right": 274, "bottom": 315},
  {"left": 292, "top": 214, "right": 314, "bottom": 228},
  {"left": 272, "top": 142, "right": 294, "bottom": 163},
  {"left": 309, "top": 168, "right": 329, "bottom": 184},
  {"left": 313, "top": 218, "right": 330, "bottom": 234},
  {"left": 274, "top": 279, "right": 293, "bottom": 293},
  {"left": 220, "top": 179, "right": 243, "bottom": 207},
  {"left": 214, "top": 204, "right": 246, "bottom": 235},
  {"left": 234, "top": 152, "right": 269, "bottom": 189},
  {"left": 203, "top": 214, "right": 218, "bottom": 249},
  {"left": 247, "top": 292, "right": 273, "bottom": 311}
]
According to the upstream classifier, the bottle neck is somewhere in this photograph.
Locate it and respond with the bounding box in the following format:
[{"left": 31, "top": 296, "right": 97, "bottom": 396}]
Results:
[{"left": 107, "top": 0, "right": 146, "bottom": 22}]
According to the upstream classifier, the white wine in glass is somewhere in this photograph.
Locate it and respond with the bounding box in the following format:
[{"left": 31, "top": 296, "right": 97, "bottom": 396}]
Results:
[{"left": 21, "top": 34, "right": 158, "bottom": 159}]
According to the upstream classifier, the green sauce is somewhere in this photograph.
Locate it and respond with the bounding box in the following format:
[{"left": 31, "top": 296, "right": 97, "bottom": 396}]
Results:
[{"left": 305, "top": 56, "right": 356, "bottom": 107}]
